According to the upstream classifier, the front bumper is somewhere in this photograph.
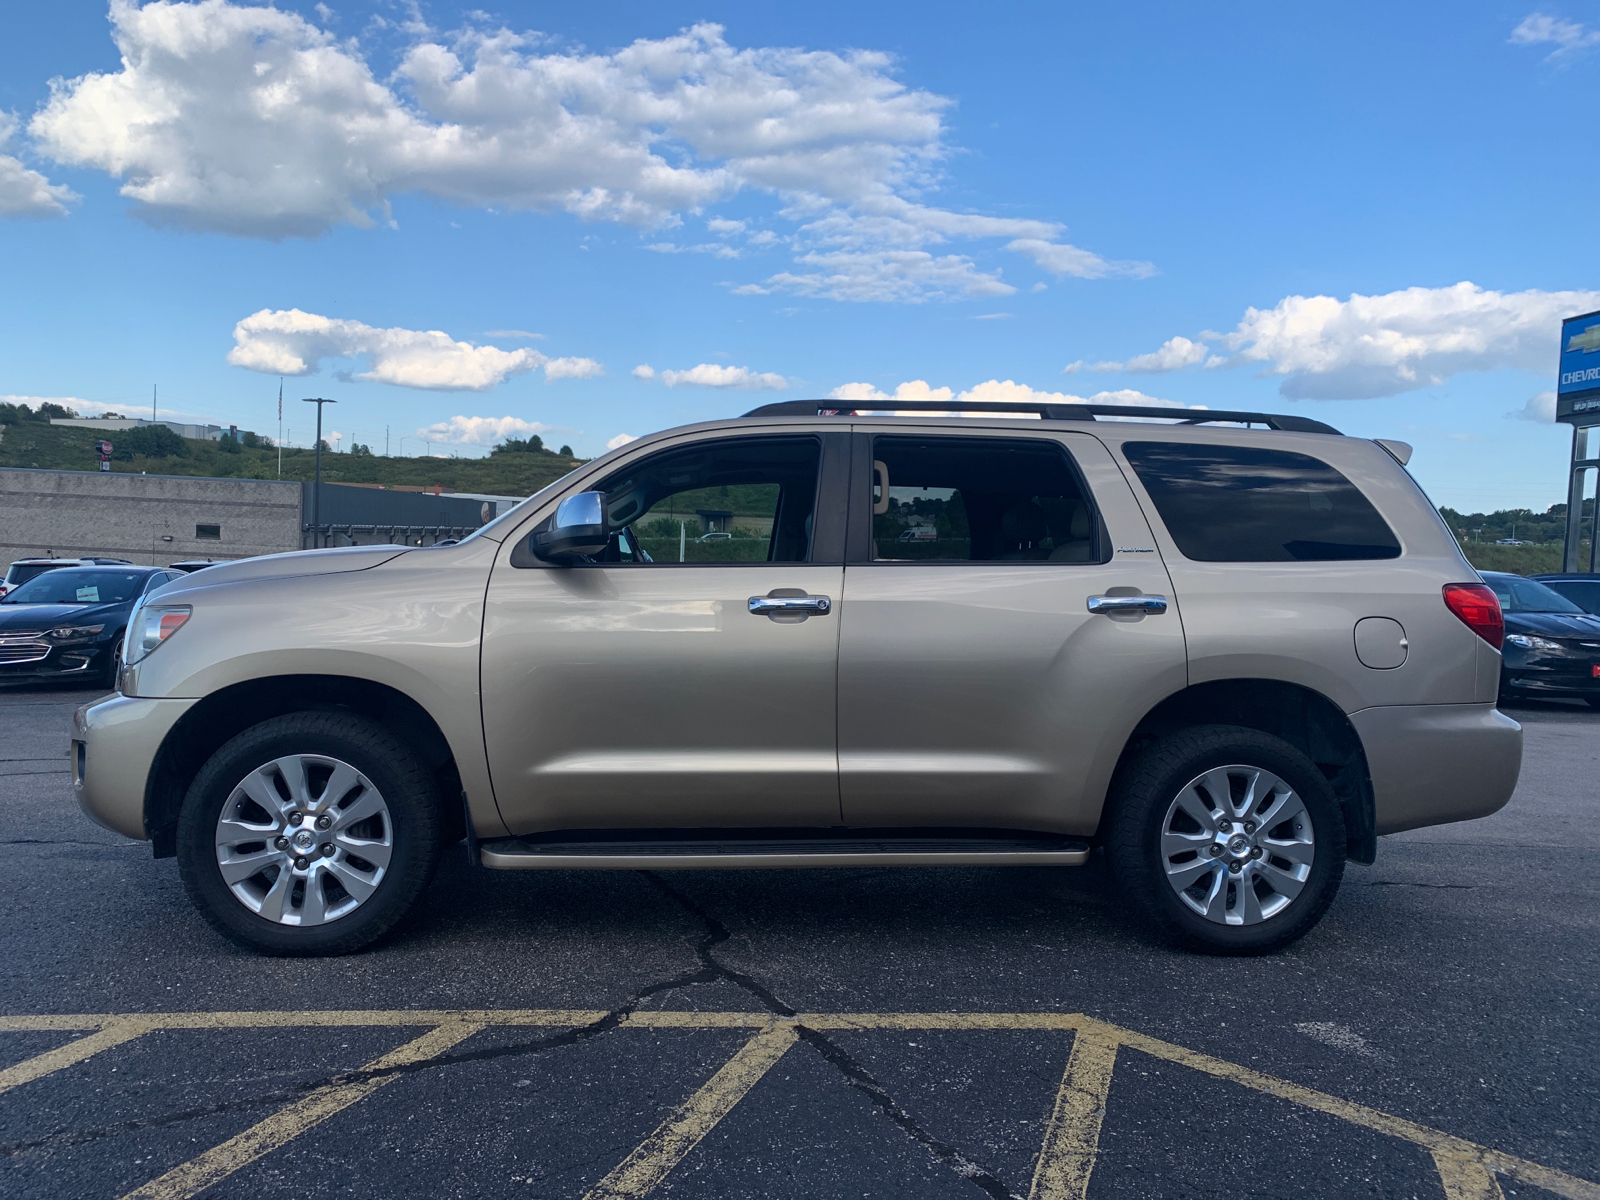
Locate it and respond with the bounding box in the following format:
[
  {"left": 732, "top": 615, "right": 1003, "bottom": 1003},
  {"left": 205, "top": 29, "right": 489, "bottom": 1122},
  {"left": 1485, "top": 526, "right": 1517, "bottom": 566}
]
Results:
[
  {"left": 72, "top": 693, "right": 197, "bottom": 841},
  {"left": 0, "top": 639, "right": 112, "bottom": 681},
  {"left": 1350, "top": 703, "right": 1523, "bottom": 836}
]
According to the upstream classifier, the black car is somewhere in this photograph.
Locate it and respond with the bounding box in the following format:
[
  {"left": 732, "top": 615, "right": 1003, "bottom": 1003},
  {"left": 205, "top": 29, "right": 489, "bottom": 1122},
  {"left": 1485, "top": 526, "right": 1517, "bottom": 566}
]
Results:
[
  {"left": 1480, "top": 571, "right": 1600, "bottom": 709},
  {"left": 0, "top": 566, "right": 184, "bottom": 686},
  {"left": 1530, "top": 572, "right": 1600, "bottom": 616}
]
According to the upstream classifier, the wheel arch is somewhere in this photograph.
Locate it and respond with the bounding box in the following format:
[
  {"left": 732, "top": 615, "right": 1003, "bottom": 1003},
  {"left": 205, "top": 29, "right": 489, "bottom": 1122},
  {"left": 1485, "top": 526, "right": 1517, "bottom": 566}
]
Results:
[
  {"left": 1102, "top": 678, "right": 1376, "bottom": 863},
  {"left": 144, "top": 675, "right": 465, "bottom": 858}
]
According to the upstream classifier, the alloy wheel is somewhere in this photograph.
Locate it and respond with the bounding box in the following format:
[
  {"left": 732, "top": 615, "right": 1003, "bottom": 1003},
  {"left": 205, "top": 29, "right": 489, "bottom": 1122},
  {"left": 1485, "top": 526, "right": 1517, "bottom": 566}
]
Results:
[
  {"left": 1159, "top": 764, "right": 1315, "bottom": 926},
  {"left": 213, "top": 754, "right": 393, "bottom": 926}
]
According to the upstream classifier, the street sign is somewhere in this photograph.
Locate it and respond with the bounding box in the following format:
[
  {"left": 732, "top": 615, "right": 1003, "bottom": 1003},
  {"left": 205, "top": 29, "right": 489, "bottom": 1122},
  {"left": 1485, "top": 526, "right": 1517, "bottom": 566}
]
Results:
[{"left": 96, "top": 440, "right": 113, "bottom": 471}]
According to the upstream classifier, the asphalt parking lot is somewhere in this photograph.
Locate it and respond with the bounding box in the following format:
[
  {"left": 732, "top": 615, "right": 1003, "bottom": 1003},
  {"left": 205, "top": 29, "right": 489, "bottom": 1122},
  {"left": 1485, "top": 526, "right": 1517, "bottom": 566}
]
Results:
[{"left": 1, "top": 686, "right": 1597, "bottom": 1200}]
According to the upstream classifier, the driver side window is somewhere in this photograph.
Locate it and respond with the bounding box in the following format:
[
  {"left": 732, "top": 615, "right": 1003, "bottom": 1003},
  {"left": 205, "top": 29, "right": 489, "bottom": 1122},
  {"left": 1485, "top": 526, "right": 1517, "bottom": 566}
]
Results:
[{"left": 593, "top": 436, "right": 823, "bottom": 564}]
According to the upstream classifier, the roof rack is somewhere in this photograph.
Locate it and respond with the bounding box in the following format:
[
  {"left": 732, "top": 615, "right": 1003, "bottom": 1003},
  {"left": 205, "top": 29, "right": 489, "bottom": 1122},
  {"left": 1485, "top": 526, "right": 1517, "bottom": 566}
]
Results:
[{"left": 742, "top": 399, "right": 1341, "bottom": 435}]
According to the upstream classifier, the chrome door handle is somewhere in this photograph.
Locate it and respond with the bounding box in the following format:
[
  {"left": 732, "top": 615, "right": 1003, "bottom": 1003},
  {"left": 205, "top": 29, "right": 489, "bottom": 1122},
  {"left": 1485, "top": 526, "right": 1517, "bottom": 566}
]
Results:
[
  {"left": 749, "top": 594, "right": 832, "bottom": 617},
  {"left": 1087, "top": 594, "right": 1168, "bottom": 615}
]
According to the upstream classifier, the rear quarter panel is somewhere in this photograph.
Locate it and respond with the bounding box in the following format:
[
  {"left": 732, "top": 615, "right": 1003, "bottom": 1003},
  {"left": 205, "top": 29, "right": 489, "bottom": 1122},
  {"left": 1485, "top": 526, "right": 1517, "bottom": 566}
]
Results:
[{"left": 1100, "top": 429, "right": 1485, "bottom": 713}]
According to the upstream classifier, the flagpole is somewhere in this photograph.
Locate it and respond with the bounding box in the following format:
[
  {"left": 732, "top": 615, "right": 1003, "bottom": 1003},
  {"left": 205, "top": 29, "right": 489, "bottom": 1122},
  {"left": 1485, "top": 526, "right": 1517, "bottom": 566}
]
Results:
[{"left": 277, "top": 378, "right": 283, "bottom": 478}]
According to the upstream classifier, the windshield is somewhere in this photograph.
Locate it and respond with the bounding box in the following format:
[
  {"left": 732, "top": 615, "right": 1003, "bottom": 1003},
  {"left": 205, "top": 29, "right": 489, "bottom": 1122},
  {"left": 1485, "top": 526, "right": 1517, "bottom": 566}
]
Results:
[
  {"left": 1, "top": 570, "right": 148, "bottom": 605},
  {"left": 1485, "top": 575, "right": 1586, "bottom": 615}
]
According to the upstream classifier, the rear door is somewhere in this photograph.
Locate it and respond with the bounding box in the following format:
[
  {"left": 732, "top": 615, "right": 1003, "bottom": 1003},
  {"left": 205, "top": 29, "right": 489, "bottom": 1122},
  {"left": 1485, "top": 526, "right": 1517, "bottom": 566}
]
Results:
[
  {"left": 836, "top": 428, "right": 1187, "bottom": 834},
  {"left": 481, "top": 431, "right": 849, "bottom": 835}
]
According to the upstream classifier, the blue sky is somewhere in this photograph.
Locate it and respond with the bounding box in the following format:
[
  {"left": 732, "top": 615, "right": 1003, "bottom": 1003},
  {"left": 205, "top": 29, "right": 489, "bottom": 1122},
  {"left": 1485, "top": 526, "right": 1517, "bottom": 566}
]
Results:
[{"left": 2, "top": 1, "right": 1598, "bottom": 511}]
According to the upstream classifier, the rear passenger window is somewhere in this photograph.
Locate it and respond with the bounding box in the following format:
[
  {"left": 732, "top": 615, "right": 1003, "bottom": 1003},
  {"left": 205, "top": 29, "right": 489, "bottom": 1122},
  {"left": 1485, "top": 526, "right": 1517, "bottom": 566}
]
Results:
[
  {"left": 1122, "top": 442, "right": 1400, "bottom": 562},
  {"left": 868, "top": 437, "right": 1100, "bottom": 562}
]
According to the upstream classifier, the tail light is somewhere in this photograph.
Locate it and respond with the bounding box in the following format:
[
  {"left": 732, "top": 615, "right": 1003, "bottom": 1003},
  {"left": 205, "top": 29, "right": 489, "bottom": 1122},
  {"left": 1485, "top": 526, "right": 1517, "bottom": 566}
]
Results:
[{"left": 1442, "top": 584, "right": 1503, "bottom": 650}]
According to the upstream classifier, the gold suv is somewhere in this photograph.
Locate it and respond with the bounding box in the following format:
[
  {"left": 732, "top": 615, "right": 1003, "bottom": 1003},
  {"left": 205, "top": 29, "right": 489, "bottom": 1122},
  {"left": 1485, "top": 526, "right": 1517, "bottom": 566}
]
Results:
[{"left": 72, "top": 401, "right": 1523, "bottom": 956}]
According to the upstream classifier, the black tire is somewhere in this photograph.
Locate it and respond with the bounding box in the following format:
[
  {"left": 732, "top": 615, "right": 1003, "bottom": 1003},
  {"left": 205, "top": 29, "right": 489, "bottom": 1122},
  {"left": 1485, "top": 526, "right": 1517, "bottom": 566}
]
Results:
[
  {"left": 102, "top": 635, "right": 123, "bottom": 689},
  {"left": 177, "top": 711, "right": 444, "bottom": 956},
  {"left": 1105, "top": 725, "right": 1346, "bottom": 955}
]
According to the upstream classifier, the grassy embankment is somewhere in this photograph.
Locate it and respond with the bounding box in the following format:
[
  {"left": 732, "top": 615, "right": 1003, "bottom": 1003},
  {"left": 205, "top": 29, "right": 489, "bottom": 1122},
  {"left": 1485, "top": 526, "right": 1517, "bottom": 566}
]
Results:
[{"left": 0, "top": 422, "right": 580, "bottom": 495}]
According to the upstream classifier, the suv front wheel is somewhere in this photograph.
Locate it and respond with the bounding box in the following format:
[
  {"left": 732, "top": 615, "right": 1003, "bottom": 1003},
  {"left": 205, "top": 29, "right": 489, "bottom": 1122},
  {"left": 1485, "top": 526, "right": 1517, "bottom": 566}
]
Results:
[
  {"left": 176, "top": 712, "right": 444, "bottom": 956},
  {"left": 1106, "top": 725, "right": 1346, "bottom": 954}
]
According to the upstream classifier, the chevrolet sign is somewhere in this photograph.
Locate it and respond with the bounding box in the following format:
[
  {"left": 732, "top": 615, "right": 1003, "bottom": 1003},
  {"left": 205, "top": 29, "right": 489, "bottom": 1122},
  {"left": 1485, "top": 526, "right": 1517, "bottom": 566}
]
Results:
[{"left": 1559, "top": 309, "right": 1600, "bottom": 400}]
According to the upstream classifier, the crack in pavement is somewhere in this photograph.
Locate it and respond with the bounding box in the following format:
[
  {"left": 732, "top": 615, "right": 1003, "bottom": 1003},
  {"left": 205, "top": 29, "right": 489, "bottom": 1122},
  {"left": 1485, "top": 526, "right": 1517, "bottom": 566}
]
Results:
[
  {"left": 2, "top": 877, "right": 1026, "bottom": 1199},
  {"left": 640, "top": 872, "right": 1023, "bottom": 1200},
  {"left": 1361, "top": 881, "right": 1478, "bottom": 889},
  {"left": 0, "top": 839, "right": 138, "bottom": 847}
]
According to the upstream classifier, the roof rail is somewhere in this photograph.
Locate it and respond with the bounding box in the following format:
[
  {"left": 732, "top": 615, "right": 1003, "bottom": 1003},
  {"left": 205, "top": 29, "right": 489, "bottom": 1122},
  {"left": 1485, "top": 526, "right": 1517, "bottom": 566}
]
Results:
[{"left": 741, "top": 399, "right": 1341, "bottom": 435}]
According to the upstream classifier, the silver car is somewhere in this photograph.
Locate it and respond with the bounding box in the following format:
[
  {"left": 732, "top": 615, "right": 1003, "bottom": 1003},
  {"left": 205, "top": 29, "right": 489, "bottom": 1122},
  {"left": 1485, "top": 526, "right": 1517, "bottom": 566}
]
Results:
[{"left": 72, "top": 400, "right": 1522, "bottom": 956}]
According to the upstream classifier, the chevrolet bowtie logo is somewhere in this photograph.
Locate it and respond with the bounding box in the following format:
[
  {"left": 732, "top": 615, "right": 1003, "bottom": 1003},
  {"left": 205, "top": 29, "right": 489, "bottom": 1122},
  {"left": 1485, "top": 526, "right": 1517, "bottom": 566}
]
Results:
[{"left": 1568, "top": 325, "right": 1600, "bottom": 354}]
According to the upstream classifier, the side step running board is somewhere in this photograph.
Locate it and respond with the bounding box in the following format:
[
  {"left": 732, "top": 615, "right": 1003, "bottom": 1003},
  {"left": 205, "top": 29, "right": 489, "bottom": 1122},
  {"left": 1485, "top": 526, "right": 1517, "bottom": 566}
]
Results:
[{"left": 479, "top": 835, "right": 1091, "bottom": 870}]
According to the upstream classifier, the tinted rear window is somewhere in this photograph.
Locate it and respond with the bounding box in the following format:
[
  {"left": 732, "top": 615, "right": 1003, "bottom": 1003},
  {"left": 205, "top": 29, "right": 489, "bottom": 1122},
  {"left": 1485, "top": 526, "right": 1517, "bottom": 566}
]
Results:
[{"left": 1122, "top": 442, "right": 1401, "bottom": 563}]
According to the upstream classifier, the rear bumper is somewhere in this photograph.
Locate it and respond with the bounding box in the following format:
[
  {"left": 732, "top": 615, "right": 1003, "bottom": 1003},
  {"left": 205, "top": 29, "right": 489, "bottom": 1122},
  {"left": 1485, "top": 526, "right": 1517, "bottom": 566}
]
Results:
[
  {"left": 72, "top": 694, "right": 196, "bottom": 841},
  {"left": 1350, "top": 703, "right": 1522, "bottom": 835}
]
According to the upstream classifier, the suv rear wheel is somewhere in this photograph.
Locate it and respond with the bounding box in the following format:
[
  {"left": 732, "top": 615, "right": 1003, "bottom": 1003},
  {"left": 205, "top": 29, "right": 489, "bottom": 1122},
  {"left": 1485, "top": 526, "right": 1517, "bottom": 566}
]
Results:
[
  {"left": 1106, "top": 725, "right": 1346, "bottom": 954},
  {"left": 176, "top": 712, "right": 444, "bottom": 956}
]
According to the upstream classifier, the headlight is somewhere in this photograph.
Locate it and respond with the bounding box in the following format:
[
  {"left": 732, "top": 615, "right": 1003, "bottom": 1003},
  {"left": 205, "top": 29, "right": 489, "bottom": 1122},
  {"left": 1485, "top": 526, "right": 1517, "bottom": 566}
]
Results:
[
  {"left": 47, "top": 623, "right": 106, "bottom": 642},
  {"left": 1505, "top": 634, "right": 1563, "bottom": 652},
  {"left": 125, "top": 605, "right": 192, "bottom": 664}
]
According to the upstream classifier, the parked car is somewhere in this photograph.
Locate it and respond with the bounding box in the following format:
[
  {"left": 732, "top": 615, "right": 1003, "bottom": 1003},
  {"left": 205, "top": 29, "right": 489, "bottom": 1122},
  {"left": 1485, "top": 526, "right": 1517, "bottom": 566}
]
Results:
[
  {"left": 167, "top": 560, "right": 222, "bottom": 574},
  {"left": 697, "top": 530, "right": 733, "bottom": 541},
  {"left": 1530, "top": 572, "right": 1600, "bottom": 616},
  {"left": 1480, "top": 571, "right": 1600, "bottom": 709},
  {"left": 0, "top": 557, "right": 132, "bottom": 600},
  {"left": 72, "top": 400, "right": 1521, "bottom": 957},
  {"left": 1, "top": 566, "right": 183, "bottom": 686}
]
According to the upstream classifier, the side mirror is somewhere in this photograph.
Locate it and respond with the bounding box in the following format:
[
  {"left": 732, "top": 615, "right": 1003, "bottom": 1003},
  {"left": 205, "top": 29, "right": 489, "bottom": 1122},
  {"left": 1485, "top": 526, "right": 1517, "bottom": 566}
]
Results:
[{"left": 532, "top": 491, "right": 610, "bottom": 562}]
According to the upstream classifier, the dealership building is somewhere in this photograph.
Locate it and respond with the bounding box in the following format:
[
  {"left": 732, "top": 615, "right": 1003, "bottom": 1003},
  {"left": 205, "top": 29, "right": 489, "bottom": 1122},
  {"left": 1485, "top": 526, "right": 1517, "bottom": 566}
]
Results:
[{"left": 0, "top": 467, "right": 520, "bottom": 567}]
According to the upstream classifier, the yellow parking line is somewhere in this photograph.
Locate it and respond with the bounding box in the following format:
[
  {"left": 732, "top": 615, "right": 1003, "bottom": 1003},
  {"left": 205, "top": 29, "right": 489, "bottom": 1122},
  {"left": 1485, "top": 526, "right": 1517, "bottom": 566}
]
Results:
[
  {"left": 581, "top": 1023, "right": 799, "bottom": 1200},
  {"left": 1108, "top": 1023, "right": 1598, "bottom": 1200},
  {"left": 119, "top": 1022, "right": 483, "bottom": 1200},
  {"left": 1029, "top": 1024, "right": 1119, "bottom": 1200},
  {"left": 0, "top": 1018, "right": 152, "bottom": 1096},
  {"left": 1430, "top": 1148, "right": 1506, "bottom": 1200},
  {"left": 0, "top": 1009, "right": 1589, "bottom": 1200}
]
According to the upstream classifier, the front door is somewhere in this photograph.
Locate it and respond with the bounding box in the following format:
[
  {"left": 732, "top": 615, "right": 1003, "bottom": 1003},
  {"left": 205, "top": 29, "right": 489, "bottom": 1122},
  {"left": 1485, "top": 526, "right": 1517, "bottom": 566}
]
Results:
[
  {"left": 482, "top": 432, "right": 847, "bottom": 835},
  {"left": 837, "top": 429, "right": 1187, "bottom": 834}
]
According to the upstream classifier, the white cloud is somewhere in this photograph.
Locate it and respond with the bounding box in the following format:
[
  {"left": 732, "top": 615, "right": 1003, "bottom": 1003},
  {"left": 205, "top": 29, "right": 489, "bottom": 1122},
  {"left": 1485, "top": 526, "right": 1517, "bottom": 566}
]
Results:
[
  {"left": 632, "top": 364, "right": 656, "bottom": 379},
  {"left": 1510, "top": 12, "right": 1600, "bottom": 61},
  {"left": 483, "top": 329, "right": 545, "bottom": 339},
  {"left": 825, "top": 378, "right": 1178, "bottom": 412},
  {"left": 646, "top": 240, "right": 740, "bottom": 258},
  {"left": 972, "top": 312, "right": 1010, "bottom": 320},
  {"left": 544, "top": 356, "right": 604, "bottom": 381},
  {"left": 0, "top": 114, "right": 75, "bottom": 218},
  {"left": 1060, "top": 361, "right": 1084, "bottom": 375},
  {"left": 29, "top": 2, "right": 1146, "bottom": 300},
  {"left": 736, "top": 249, "right": 1014, "bottom": 302},
  {"left": 227, "top": 308, "right": 601, "bottom": 391},
  {"left": 417, "top": 415, "right": 554, "bottom": 445},
  {"left": 1509, "top": 390, "right": 1558, "bottom": 422},
  {"left": 1096, "top": 335, "right": 1211, "bottom": 373},
  {"left": 827, "top": 380, "right": 954, "bottom": 404},
  {"left": 0, "top": 393, "right": 91, "bottom": 411},
  {"left": 1210, "top": 282, "right": 1600, "bottom": 399},
  {"left": 660, "top": 363, "right": 788, "bottom": 390},
  {"left": 1005, "top": 238, "right": 1155, "bottom": 280},
  {"left": 606, "top": 432, "right": 638, "bottom": 449}
]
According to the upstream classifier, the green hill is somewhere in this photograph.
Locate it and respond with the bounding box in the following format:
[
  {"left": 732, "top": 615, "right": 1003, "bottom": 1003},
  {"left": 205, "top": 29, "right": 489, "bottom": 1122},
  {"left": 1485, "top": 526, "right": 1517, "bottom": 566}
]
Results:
[{"left": 0, "top": 419, "right": 581, "bottom": 496}]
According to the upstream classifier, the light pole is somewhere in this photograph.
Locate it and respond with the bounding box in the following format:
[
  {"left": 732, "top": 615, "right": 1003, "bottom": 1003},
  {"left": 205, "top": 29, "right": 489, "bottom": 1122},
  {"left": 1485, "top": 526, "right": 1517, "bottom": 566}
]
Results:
[{"left": 302, "top": 397, "right": 336, "bottom": 548}]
